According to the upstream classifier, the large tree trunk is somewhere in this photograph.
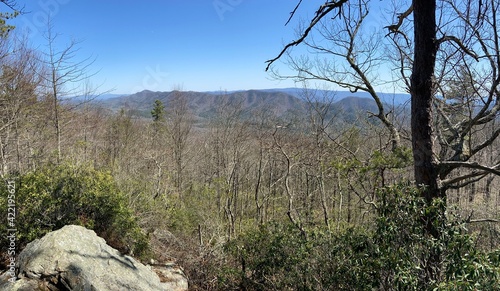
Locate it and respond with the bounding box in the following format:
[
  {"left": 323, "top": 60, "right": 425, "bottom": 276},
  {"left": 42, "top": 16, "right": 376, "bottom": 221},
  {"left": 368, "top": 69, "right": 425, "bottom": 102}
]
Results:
[
  {"left": 410, "top": 0, "right": 444, "bottom": 284},
  {"left": 411, "top": 0, "right": 440, "bottom": 201}
]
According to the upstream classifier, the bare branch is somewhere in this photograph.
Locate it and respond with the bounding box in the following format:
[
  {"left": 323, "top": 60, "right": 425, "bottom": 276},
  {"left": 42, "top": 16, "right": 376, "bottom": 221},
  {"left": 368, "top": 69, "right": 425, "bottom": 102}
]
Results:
[
  {"left": 272, "top": 126, "right": 307, "bottom": 238},
  {"left": 265, "top": 0, "right": 349, "bottom": 71},
  {"left": 1, "top": 0, "right": 20, "bottom": 12},
  {"left": 470, "top": 125, "right": 500, "bottom": 157},
  {"left": 285, "top": 0, "right": 303, "bottom": 26},
  {"left": 443, "top": 172, "right": 489, "bottom": 190},
  {"left": 436, "top": 35, "right": 479, "bottom": 61},
  {"left": 440, "top": 160, "right": 500, "bottom": 176},
  {"left": 468, "top": 218, "right": 500, "bottom": 223},
  {"left": 441, "top": 160, "right": 500, "bottom": 189},
  {"left": 385, "top": 4, "right": 413, "bottom": 34}
]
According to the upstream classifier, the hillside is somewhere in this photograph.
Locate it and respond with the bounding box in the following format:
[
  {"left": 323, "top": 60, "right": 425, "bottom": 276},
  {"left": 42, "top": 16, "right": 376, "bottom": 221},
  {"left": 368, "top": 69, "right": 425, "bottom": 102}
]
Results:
[{"left": 93, "top": 89, "right": 392, "bottom": 124}]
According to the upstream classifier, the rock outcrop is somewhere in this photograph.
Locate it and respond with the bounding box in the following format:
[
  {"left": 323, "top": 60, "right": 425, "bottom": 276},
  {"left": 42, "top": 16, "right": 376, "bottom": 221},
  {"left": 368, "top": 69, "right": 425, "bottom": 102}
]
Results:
[{"left": 0, "top": 225, "right": 188, "bottom": 291}]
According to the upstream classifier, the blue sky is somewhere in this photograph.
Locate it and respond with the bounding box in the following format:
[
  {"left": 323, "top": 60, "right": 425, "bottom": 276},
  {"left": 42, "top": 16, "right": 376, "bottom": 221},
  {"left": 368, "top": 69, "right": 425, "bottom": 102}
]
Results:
[{"left": 11, "top": 1, "right": 330, "bottom": 94}]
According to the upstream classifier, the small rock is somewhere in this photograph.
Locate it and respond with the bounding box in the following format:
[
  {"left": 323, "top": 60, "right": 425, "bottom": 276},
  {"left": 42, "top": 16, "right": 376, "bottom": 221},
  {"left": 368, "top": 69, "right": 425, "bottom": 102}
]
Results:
[{"left": 152, "top": 262, "right": 188, "bottom": 291}]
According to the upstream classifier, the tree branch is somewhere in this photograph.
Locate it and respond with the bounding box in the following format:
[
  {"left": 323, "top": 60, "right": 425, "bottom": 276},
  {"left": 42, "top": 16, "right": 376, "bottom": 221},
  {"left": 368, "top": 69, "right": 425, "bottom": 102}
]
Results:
[
  {"left": 468, "top": 218, "right": 500, "bottom": 223},
  {"left": 441, "top": 160, "right": 500, "bottom": 189},
  {"left": 285, "top": 0, "right": 303, "bottom": 26},
  {"left": 385, "top": 4, "right": 413, "bottom": 34},
  {"left": 443, "top": 171, "right": 489, "bottom": 190},
  {"left": 265, "top": 0, "right": 349, "bottom": 71},
  {"left": 470, "top": 126, "right": 500, "bottom": 157},
  {"left": 436, "top": 35, "right": 479, "bottom": 61},
  {"left": 1, "top": 0, "right": 19, "bottom": 12},
  {"left": 441, "top": 160, "right": 500, "bottom": 176}
]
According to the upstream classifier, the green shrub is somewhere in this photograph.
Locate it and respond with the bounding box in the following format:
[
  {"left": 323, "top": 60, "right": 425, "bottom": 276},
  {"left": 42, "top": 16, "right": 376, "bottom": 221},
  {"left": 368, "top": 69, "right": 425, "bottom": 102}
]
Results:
[
  {"left": 223, "top": 223, "right": 379, "bottom": 290},
  {"left": 0, "top": 163, "right": 151, "bottom": 261},
  {"left": 219, "top": 183, "right": 500, "bottom": 290},
  {"left": 223, "top": 223, "right": 313, "bottom": 290},
  {"left": 375, "top": 183, "right": 500, "bottom": 290},
  {"left": 312, "top": 226, "right": 380, "bottom": 290}
]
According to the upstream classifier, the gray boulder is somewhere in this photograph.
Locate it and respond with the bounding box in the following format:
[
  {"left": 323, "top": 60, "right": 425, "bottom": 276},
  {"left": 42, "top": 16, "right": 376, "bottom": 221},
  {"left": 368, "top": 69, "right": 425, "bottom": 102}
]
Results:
[{"left": 1, "top": 225, "right": 187, "bottom": 290}]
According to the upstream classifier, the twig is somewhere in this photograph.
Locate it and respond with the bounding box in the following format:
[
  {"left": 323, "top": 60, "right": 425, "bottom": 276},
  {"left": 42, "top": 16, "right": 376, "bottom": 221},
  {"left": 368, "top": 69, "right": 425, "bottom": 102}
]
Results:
[
  {"left": 265, "top": 0, "right": 348, "bottom": 71},
  {"left": 285, "top": 0, "right": 303, "bottom": 26},
  {"left": 468, "top": 218, "right": 500, "bottom": 223}
]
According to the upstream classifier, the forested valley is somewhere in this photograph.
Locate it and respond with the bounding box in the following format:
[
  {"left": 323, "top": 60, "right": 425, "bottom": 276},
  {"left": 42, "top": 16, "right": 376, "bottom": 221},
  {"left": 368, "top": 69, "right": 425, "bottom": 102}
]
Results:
[{"left": 1, "top": 0, "right": 500, "bottom": 290}]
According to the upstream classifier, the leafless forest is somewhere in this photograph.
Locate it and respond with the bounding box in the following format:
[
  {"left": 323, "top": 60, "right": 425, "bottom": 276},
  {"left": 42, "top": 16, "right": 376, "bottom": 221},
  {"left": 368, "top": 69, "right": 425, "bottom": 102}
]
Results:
[{"left": 1, "top": 0, "right": 500, "bottom": 289}]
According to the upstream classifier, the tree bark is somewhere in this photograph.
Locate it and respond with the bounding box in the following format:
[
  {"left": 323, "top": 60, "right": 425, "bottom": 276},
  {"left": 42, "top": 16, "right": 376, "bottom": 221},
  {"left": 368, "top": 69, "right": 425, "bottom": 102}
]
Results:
[
  {"left": 410, "top": 0, "right": 441, "bottom": 201},
  {"left": 411, "top": 0, "right": 445, "bottom": 284}
]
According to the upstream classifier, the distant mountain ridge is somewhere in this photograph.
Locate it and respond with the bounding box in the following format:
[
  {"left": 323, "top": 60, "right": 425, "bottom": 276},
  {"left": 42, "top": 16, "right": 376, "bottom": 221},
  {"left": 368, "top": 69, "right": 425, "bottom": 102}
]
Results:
[
  {"left": 256, "top": 88, "right": 409, "bottom": 105},
  {"left": 92, "top": 88, "right": 408, "bottom": 123}
]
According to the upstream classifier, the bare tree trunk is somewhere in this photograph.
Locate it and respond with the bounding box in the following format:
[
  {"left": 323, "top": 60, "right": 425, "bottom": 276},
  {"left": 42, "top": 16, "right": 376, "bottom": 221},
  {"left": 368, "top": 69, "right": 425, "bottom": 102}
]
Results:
[
  {"left": 411, "top": 0, "right": 441, "bottom": 202},
  {"left": 51, "top": 68, "right": 61, "bottom": 163},
  {"left": 254, "top": 145, "right": 264, "bottom": 224},
  {"left": 273, "top": 128, "right": 306, "bottom": 238},
  {"left": 337, "top": 170, "right": 343, "bottom": 230},
  {"left": 319, "top": 169, "right": 329, "bottom": 228},
  {"left": 166, "top": 90, "right": 192, "bottom": 195},
  {"left": 411, "top": 0, "right": 444, "bottom": 284}
]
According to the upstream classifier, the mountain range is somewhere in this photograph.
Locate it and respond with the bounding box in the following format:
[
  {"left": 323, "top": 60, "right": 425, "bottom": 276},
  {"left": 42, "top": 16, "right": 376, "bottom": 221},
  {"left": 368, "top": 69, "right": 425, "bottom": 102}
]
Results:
[{"left": 90, "top": 88, "right": 410, "bottom": 124}]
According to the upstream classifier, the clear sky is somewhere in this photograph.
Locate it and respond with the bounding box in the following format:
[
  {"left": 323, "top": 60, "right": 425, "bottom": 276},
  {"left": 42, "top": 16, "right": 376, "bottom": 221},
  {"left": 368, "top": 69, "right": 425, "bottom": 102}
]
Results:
[{"left": 10, "top": 1, "right": 332, "bottom": 94}]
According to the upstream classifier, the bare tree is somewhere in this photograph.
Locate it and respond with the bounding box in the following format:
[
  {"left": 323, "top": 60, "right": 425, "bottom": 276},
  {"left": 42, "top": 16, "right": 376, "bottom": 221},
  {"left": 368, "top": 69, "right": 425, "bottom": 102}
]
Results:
[
  {"left": 166, "top": 90, "right": 193, "bottom": 195},
  {"left": 300, "top": 87, "right": 340, "bottom": 227},
  {"left": 249, "top": 107, "right": 279, "bottom": 225},
  {"left": 0, "top": 34, "right": 42, "bottom": 175},
  {"left": 272, "top": 124, "right": 306, "bottom": 237},
  {"left": 266, "top": 0, "right": 500, "bottom": 283},
  {"left": 267, "top": 1, "right": 402, "bottom": 151},
  {"left": 39, "top": 20, "right": 96, "bottom": 163},
  {"left": 203, "top": 93, "right": 253, "bottom": 239}
]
